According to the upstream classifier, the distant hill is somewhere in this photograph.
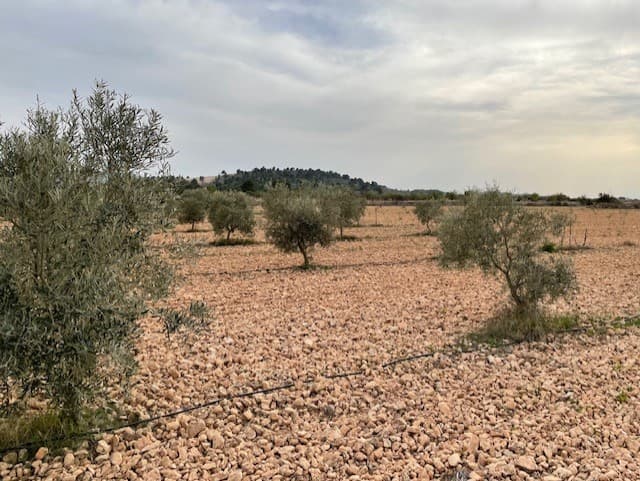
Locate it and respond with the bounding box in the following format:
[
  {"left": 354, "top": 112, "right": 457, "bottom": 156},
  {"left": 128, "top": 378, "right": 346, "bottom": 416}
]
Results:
[
  {"left": 167, "top": 167, "right": 448, "bottom": 200},
  {"left": 212, "top": 167, "right": 386, "bottom": 194}
]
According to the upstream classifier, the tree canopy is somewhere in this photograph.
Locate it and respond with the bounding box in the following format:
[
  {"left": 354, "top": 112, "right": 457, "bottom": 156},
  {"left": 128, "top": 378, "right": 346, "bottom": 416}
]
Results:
[
  {"left": 438, "top": 186, "right": 576, "bottom": 314},
  {"left": 0, "top": 82, "right": 174, "bottom": 420},
  {"left": 208, "top": 191, "right": 255, "bottom": 240},
  {"left": 414, "top": 199, "right": 444, "bottom": 235},
  {"left": 177, "top": 189, "right": 210, "bottom": 231},
  {"left": 262, "top": 185, "right": 334, "bottom": 268}
]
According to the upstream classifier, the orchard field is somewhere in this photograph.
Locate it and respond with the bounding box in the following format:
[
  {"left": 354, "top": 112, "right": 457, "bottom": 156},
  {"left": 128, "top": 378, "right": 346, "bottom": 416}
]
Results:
[{"left": 6, "top": 206, "right": 640, "bottom": 480}]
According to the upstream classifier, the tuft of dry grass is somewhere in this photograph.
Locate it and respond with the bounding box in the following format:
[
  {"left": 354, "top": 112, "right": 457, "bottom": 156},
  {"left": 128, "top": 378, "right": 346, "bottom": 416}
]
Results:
[
  {"left": 468, "top": 308, "right": 581, "bottom": 345},
  {"left": 0, "top": 407, "right": 119, "bottom": 456}
]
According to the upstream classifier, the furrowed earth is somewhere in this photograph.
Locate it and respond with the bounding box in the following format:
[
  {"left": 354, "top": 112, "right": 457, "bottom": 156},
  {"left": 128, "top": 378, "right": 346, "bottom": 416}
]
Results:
[{"left": 3, "top": 206, "right": 640, "bottom": 480}]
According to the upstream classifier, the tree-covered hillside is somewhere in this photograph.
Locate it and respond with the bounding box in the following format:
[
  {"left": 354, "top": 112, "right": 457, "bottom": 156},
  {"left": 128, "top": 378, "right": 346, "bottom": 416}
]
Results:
[{"left": 213, "top": 167, "right": 385, "bottom": 194}]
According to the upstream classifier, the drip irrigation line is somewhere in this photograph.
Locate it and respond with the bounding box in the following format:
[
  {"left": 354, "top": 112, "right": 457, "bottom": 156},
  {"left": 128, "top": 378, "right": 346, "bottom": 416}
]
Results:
[
  {"left": 382, "top": 351, "right": 437, "bottom": 368},
  {"left": 0, "top": 367, "right": 361, "bottom": 456},
  {"left": 206, "top": 256, "right": 435, "bottom": 278},
  {"left": 0, "top": 344, "right": 495, "bottom": 455},
  {"left": 0, "top": 336, "right": 547, "bottom": 456},
  {"left": 322, "top": 370, "right": 365, "bottom": 380},
  {"left": 0, "top": 382, "right": 296, "bottom": 456}
]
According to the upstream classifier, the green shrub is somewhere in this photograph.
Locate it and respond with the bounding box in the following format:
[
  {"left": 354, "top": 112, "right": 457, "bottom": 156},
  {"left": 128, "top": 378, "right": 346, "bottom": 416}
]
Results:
[
  {"left": 321, "top": 186, "right": 366, "bottom": 239},
  {"left": 0, "top": 82, "right": 173, "bottom": 422},
  {"left": 438, "top": 186, "right": 577, "bottom": 316},
  {"left": 158, "top": 301, "right": 212, "bottom": 341},
  {"left": 541, "top": 241, "right": 558, "bottom": 253},
  {"left": 262, "top": 185, "right": 334, "bottom": 268},
  {"left": 208, "top": 191, "right": 255, "bottom": 240},
  {"left": 0, "top": 405, "right": 120, "bottom": 454},
  {"left": 414, "top": 199, "right": 444, "bottom": 234},
  {"left": 615, "top": 389, "right": 631, "bottom": 404},
  {"left": 177, "top": 189, "right": 210, "bottom": 231},
  {"left": 469, "top": 309, "right": 580, "bottom": 344}
]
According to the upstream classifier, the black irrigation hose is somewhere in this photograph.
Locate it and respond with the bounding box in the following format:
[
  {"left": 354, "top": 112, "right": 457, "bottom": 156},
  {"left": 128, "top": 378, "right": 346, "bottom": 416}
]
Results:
[
  {"left": 0, "top": 326, "right": 599, "bottom": 457},
  {"left": 0, "top": 365, "right": 410, "bottom": 456},
  {"left": 208, "top": 256, "right": 436, "bottom": 278},
  {"left": 322, "top": 370, "right": 365, "bottom": 380},
  {"left": 0, "top": 368, "right": 364, "bottom": 456},
  {"left": 382, "top": 351, "right": 437, "bottom": 369},
  {"left": 0, "top": 344, "right": 511, "bottom": 456},
  {"left": 0, "top": 382, "right": 296, "bottom": 456}
]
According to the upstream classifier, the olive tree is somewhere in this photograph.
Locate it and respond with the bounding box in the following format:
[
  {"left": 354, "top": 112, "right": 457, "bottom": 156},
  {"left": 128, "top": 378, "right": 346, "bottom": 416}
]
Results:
[
  {"left": 414, "top": 199, "right": 444, "bottom": 235},
  {"left": 177, "top": 189, "right": 209, "bottom": 231},
  {"left": 438, "top": 186, "right": 576, "bottom": 315},
  {"left": 0, "top": 82, "right": 173, "bottom": 421},
  {"left": 208, "top": 191, "right": 255, "bottom": 240},
  {"left": 262, "top": 185, "right": 334, "bottom": 268},
  {"left": 323, "top": 186, "right": 366, "bottom": 239}
]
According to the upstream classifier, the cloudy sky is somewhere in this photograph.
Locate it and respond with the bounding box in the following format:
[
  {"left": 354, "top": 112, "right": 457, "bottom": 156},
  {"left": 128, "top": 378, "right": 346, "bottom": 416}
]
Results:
[{"left": 1, "top": 1, "right": 639, "bottom": 196}]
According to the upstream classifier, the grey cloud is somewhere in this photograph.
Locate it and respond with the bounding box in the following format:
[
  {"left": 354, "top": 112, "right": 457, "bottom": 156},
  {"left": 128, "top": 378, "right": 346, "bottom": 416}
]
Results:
[
  {"left": 0, "top": 0, "right": 638, "bottom": 197},
  {"left": 224, "top": 0, "right": 389, "bottom": 49}
]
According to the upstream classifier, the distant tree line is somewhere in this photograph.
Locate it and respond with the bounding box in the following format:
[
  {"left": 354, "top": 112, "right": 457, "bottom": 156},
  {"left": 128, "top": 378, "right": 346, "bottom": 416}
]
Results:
[
  {"left": 164, "top": 168, "right": 637, "bottom": 206},
  {"left": 515, "top": 192, "right": 637, "bottom": 208},
  {"left": 163, "top": 175, "right": 203, "bottom": 194}
]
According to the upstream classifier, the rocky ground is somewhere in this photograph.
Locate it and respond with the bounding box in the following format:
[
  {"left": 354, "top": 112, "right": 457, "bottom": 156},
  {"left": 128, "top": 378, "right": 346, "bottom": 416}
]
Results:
[{"left": 2, "top": 207, "right": 639, "bottom": 480}]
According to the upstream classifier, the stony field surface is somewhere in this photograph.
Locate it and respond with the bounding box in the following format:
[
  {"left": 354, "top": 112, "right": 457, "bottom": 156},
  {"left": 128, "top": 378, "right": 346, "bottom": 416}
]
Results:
[{"left": 4, "top": 207, "right": 640, "bottom": 480}]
